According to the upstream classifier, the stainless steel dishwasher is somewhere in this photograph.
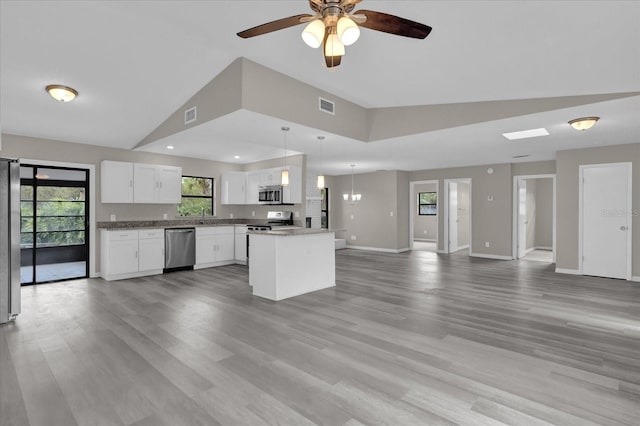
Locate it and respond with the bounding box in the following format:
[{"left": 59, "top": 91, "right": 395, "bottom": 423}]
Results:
[{"left": 165, "top": 228, "right": 196, "bottom": 270}]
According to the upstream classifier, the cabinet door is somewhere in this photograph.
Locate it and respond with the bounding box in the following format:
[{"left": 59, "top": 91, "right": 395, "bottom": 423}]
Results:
[
  {"left": 101, "top": 161, "right": 133, "bottom": 203},
  {"left": 157, "top": 166, "right": 182, "bottom": 204},
  {"left": 196, "top": 235, "right": 216, "bottom": 265},
  {"left": 108, "top": 240, "right": 139, "bottom": 275},
  {"left": 216, "top": 234, "right": 235, "bottom": 262},
  {"left": 246, "top": 172, "right": 261, "bottom": 204},
  {"left": 235, "top": 234, "right": 247, "bottom": 261},
  {"left": 138, "top": 238, "right": 165, "bottom": 272},
  {"left": 133, "top": 163, "right": 159, "bottom": 203},
  {"left": 282, "top": 165, "right": 302, "bottom": 204},
  {"left": 221, "top": 172, "right": 247, "bottom": 205}
]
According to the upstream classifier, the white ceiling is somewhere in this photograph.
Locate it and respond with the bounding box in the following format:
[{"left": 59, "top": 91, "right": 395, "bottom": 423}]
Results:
[{"left": 2, "top": 1, "right": 639, "bottom": 175}]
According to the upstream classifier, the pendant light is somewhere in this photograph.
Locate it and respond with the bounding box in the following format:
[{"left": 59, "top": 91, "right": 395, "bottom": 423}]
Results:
[
  {"left": 343, "top": 164, "right": 361, "bottom": 203},
  {"left": 317, "top": 136, "right": 325, "bottom": 189},
  {"left": 281, "top": 127, "right": 290, "bottom": 186}
]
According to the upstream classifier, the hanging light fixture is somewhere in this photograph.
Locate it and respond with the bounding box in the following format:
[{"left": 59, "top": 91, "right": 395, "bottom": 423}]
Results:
[
  {"left": 46, "top": 84, "right": 78, "bottom": 102},
  {"left": 337, "top": 16, "right": 360, "bottom": 46},
  {"left": 568, "top": 116, "right": 600, "bottom": 131},
  {"left": 281, "top": 127, "right": 290, "bottom": 186},
  {"left": 317, "top": 136, "right": 326, "bottom": 189},
  {"left": 302, "top": 19, "right": 326, "bottom": 48},
  {"left": 343, "top": 164, "right": 361, "bottom": 203},
  {"left": 324, "top": 26, "right": 346, "bottom": 58}
]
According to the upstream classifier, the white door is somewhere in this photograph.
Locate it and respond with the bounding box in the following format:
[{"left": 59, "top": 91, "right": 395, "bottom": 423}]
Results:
[
  {"left": 582, "top": 164, "right": 631, "bottom": 279},
  {"left": 109, "top": 240, "right": 139, "bottom": 275},
  {"left": 449, "top": 182, "right": 458, "bottom": 253},
  {"left": 518, "top": 179, "right": 528, "bottom": 258}
]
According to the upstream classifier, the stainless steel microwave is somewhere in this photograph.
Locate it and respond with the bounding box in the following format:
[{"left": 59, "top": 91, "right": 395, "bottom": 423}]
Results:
[{"left": 258, "top": 185, "right": 282, "bottom": 204}]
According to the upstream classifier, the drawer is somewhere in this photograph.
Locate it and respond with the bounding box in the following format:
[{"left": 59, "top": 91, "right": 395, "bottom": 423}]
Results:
[
  {"left": 105, "top": 230, "right": 138, "bottom": 241},
  {"left": 196, "top": 227, "right": 217, "bottom": 237},
  {"left": 139, "top": 229, "right": 164, "bottom": 239},
  {"left": 214, "top": 226, "right": 235, "bottom": 235}
]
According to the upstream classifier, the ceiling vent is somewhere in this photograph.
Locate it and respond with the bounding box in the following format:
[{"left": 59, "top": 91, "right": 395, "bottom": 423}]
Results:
[
  {"left": 184, "top": 106, "right": 197, "bottom": 125},
  {"left": 319, "top": 97, "right": 335, "bottom": 115}
]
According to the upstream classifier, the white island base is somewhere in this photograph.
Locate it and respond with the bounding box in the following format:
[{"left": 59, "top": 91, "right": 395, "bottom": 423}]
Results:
[{"left": 249, "top": 230, "right": 336, "bottom": 301}]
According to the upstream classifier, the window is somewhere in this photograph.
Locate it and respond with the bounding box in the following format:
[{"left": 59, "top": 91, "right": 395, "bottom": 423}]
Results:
[
  {"left": 178, "top": 176, "right": 214, "bottom": 216},
  {"left": 418, "top": 192, "right": 437, "bottom": 215}
]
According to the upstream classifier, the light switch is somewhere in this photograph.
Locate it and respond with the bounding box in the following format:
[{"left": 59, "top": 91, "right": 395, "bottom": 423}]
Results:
[
  {"left": 163, "top": 213, "right": 168, "bottom": 220},
  {"left": 390, "top": 211, "right": 394, "bottom": 217},
  {"left": 485, "top": 241, "right": 490, "bottom": 248},
  {"left": 487, "top": 196, "right": 494, "bottom": 201},
  {"left": 110, "top": 214, "right": 116, "bottom": 222},
  {"left": 252, "top": 211, "right": 255, "bottom": 217},
  {"left": 350, "top": 214, "right": 354, "bottom": 220}
]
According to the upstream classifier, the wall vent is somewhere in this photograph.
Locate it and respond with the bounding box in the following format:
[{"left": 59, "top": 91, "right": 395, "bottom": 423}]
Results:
[
  {"left": 185, "top": 106, "right": 197, "bottom": 125},
  {"left": 319, "top": 97, "right": 335, "bottom": 115}
]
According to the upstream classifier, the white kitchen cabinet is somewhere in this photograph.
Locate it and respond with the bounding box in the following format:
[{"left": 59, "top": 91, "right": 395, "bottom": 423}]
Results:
[
  {"left": 282, "top": 165, "right": 302, "bottom": 204},
  {"left": 101, "top": 229, "right": 166, "bottom": 281},
  {"left": 101, "top": 161, "right": 134, "bottom": 203},
  {"left": 195, "top": 226, "right": 236, "bottom": 268},
  {"left": 246, "top": 171, "right": 261, "bottom": 204},
  {"left": 235, "top": 226, "right": 247, "bottom": 262},
  {"left": 221, "top": 172, "right": 247, "bottom": 205},
  {"left": 134, "top": 163, "right": 182, "bottom": 204},
  {"left": 138, "top": 229, "right": 165, "bottom": 272}
]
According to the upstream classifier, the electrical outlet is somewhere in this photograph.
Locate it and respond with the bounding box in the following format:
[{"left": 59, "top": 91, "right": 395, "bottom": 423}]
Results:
[
  {"left": 424, "top": 230, "right": 428, "bottom": 235},
  {"left": 230, "top": 213, "right": 234, "bottom": 219},
  {"left": 252, "top": 211, "right": 255, "bottom": 217},
  {"left": 110, "top": 214, "right": 116, "bottom": 222},
  {"left": 350, "top": 214, "right": 354, "bottom": 221},
  {"left": 351, "top": 235, "right": 357, "bottom": 241},
  {"left": 295, "top": 211, "right": 300, "bottom": 218},
  {"left": 390, "top": 211, "right": 394, "bottom": 217},
  {"left": 488, "top": 195, "right": 494, "bottom": 201},
  {"left": 163, "top": 213, "right": 168, "bottom": 220},
  {"left": 485, "top": 241, "right": 490, "bottom": 248}
]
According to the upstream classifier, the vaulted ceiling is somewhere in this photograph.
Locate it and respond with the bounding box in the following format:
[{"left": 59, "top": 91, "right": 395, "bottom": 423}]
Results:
[{"left": 2, "top": 1, "right": 639, "bottom": 174}]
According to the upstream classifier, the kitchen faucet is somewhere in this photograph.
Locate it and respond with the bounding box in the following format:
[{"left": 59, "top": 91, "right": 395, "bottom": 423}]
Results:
[{"left": 200, "top": 207, "right": 205, "bottom": 224}]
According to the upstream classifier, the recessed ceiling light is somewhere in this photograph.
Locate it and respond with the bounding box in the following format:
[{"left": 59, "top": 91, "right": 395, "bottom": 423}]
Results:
[
  {"left": 234, "top": 155, "right": 240, "bottom": 159},
  {"left": 46, "top": 84, "right": 78, "bottom": 102},
  {"left": 568, "top": 116, "right": 599, "bottom": 131},
  {"left": 166, "top": 145, "right": 174, "bottom": 150},
  {"left": 502, "top": 128, "right": 549, "bottom": 141}
]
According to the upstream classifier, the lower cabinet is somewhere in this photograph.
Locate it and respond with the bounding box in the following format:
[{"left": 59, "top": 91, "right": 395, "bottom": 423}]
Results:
[
  {"left": 235, "top": 226, "right": 247, "bottom": 262},
  {"left": 195, "top": 226, "right": 235, "bottom": 268},
  {"left": 101, "top": 229, "right": 165, "bottom": 281}
]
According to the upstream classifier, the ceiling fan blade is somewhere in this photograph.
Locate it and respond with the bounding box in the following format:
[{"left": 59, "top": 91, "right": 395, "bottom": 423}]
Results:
[
  {"left": 237, "top": 14, "right": 314, "bottom": 38},
  {"left": 354, "top": 10, "right": 432, "bottom": 39}
]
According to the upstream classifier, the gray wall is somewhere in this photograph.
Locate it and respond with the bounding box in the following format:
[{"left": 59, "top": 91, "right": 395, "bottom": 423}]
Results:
[
  {"left": 556, "top": 143, "right": 639, "bottom": 275},
  {"left": 413, "top": 182, "right": 438, "bottom": 241},
  {"left": 535, "top": 178, "right": 553, "bottom": 248}
]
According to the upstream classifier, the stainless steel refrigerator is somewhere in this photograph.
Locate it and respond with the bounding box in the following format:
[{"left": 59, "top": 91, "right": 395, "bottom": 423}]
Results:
[{"left": 0, "top": 158, "right": 21, "bottom": 324}]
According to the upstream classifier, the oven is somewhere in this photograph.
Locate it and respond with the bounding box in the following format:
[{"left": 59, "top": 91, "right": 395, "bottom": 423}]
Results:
[{"left": 258, "top": 185, "right": 282, "bottom": 204}]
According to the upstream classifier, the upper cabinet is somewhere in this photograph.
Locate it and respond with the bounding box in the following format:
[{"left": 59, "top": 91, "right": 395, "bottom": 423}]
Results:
[
  {"left": 101, "top": 160, "right": 181, "bottom": 204},
  {"left": 101, "top": 161, "right": 134, "bottom": 203},
  {"left": 220, "top": 172, "right": 247, "bottom": 205},
  {"left": 221, "top": 165, "right": 302, "bottom": 205}
]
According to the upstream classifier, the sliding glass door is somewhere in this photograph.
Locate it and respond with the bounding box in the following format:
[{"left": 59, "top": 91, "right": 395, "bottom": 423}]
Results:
[{"left": 20, "top": 165, "right": 89, "bottom": 284}]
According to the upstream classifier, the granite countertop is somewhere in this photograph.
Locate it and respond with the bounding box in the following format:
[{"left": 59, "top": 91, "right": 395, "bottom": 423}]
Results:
[
  {"left": 248, "top": 229, "right": 335, "bottom": 236},
  {"left": 97, "top": 218, "right": 297, "bottom": 230}
]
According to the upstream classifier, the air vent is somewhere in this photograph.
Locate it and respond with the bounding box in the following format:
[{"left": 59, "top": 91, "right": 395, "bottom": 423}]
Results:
[
  {"left": 184, "top": 106, "right": 197, "bottom": 125},
  {"left": 319, "top": 97, "right": 335, "bottom": 115},
  {"left": 512, "top": 154, "right": 530, "bottom": 159}
]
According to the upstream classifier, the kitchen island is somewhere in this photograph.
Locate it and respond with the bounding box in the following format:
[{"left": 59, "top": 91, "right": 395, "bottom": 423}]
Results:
[{"left": 248, "top": 229, "right": 335, "bottom": 301}]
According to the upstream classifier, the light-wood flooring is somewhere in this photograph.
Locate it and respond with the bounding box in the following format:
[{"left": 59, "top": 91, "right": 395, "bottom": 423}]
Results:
[{"left": 1, "top": 249, "right": 639, "bottom": 426}]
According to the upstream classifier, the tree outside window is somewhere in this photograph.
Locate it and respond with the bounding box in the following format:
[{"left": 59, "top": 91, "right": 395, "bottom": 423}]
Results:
[
  {"left": 418, "top": 192, "right": 437, "bottom": 216},
  {"left": 178, "top": 176, "right": 214, "bottom": 216}
]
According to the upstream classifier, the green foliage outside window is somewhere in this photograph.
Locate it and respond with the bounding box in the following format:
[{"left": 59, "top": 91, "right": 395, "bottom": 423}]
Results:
[
  {"left": 177, "top": 176, "right": 214, "bottom": 216},
  {"left": 418, "top": 192, "right": 437, "bottom": 216}
]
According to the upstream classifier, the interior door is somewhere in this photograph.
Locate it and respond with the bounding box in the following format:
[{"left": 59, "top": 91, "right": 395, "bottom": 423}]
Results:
[
  {"left": 582, "top": 164, "right": 631, "bottom": 279},
  {"left": 518, "top": 179, "right": 527, "bottom": 258},
  {"left": 449, "top": 182, "right": 458, "bottom": 253}
]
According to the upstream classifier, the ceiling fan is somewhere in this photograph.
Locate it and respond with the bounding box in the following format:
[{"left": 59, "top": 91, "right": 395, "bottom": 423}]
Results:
[{"left": 237, "top": 0, "right": 432, "bottom": 69}]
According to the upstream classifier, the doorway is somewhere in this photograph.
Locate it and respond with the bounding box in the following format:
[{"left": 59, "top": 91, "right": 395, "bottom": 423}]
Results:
[
  {"left": 20, "top": 165, "right": 90, "bottom": 284},
  {"left": 580, "top": 163, "right": 632, "bottom": 280},
  {"left": 513, "top": 175, "right": 556, "bottom": 263},
  {"left": 444, "top": 179, "right": 471, "bottom": 254},
  {"left": 409, "top": 180, "right": 438, "bottom": 252}
]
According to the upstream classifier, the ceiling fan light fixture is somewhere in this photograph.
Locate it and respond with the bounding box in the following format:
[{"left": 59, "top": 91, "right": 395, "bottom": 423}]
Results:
[
  {"left": 337, "top": 16, "right": 360, "bottom": 46},
  {"left": 302, "top": 19, "right": 326, "bottom": 48},
  {"left": 46, "top": 84, "right": 78, "bottom": 102},
  {"left": 325, "top": 33, "right": 345, "bottom": 57},
  {"left": 568, "top": 116, "right": 599, "bottom": 131}
]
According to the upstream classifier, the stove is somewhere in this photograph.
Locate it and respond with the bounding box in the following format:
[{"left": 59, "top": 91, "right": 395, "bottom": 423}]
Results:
[{"left": 247, "top": 211, "right": 294, "bottom": 231}]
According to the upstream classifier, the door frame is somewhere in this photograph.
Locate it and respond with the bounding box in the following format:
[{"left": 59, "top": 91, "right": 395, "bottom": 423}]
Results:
[
  {"left": 409, "top": 180, "right": 439, "bottom": 251},
  {"left": 579, "top": 162, "right": 632, "bottom": 279},
  {"left": 21, "top": 158, "right": 97, "bottom": 278},
  {"left": 444, "top": 178, "right": 472, "bottom": 254},
  {"left": 512, "top": 174, "right": 556, "bottom": 262}
]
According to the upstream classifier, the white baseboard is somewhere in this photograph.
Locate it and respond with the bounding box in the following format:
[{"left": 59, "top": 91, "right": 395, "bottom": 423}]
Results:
[
  {"left": 631, "top": 276, "right": 640, "bottom": 283},
  {"left": 470, "top": 253, "right": 513, "bottom": 260},
  {"left": 349, "top": 245, "right": 409, "bottom": 254},
  {"left": 525, "top": 247, "right": 535, "bottom": 255},
  {"left": 457, "top": 244, "right": 470, "bottom": 251},
  {"left": 414, "top": 238, "right": 436, "bottom": 242},
  {"left": 535, "top": 246, "right": 553, "bottom": 251},
  {"left": 436, "top": 249, "right": 447, "bottom": 254},
  {"left": 556, "top": 268, "right": 581, "bottom": 275}
]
